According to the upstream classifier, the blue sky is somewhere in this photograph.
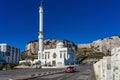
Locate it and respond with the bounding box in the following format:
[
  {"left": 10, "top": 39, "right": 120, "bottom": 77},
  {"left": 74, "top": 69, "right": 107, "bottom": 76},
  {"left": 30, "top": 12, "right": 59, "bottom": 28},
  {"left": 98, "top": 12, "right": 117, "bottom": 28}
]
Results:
[{"left": 0, "top": 0, "right": 120, "bottom": 51}]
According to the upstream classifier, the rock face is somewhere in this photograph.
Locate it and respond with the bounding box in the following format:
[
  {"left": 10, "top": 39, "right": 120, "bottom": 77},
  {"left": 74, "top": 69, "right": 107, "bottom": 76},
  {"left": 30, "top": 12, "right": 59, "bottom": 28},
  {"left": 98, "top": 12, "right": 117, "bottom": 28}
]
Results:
[
  {"left": 25, "top": 39, "right": 77, "bottom": 55},
  {"left": 77, "top": 44, "right": 91, "bottom": 49},
  {"left": 23, "top": 36, "right": 120, "bottom": 55},
  {"left": 77, "top": 36, "right": 120, "bottom": 54},
  {"left": 92, "top": 36, "right": 120, "bottom": 54},
  {"left": 26, "top": 40, "right": 38, "bottom": 55}
]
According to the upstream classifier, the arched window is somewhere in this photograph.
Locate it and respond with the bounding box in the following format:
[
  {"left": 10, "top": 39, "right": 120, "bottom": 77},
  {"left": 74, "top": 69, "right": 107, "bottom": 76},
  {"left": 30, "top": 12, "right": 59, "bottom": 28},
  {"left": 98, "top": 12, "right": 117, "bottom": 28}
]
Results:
[
  {"left": 53, "top": 53, "right": 57, "bottom": 58},
  {"left": 60, "top": 53, "right": 62, "bottom": 58},
  {"left": 42, "top": 54, "right": 44, "bottom": 59},
  {"left": 48, "top": 52, "right": 50, "bottom": 59},
  {"left": 64, "top": 52, "right": 66, "bottom": 58}
]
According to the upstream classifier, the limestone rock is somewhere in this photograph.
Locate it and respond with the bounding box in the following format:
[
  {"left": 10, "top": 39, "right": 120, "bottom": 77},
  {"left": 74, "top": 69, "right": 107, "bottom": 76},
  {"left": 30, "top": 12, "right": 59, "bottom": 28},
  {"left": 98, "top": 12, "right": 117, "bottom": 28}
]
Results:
[
  {"left": 92, "top": 36, "right": 120, "bottom": 54},
  {"left": 22, "top": 35, "right": 120, "bottom": 56},
  {"left": 77, "top": 44, "right": 91, "bottom": 49},
  {"left": 77, "top": 36, "right": 120, "bottom": 54},
  {"left": 25, "top": 39, "right": 77, "bottom": 55}
]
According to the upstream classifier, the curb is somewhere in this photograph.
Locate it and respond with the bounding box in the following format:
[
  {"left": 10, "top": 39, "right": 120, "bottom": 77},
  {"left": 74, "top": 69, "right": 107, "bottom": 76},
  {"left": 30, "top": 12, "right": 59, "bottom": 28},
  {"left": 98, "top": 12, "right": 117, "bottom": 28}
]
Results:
[{"left": 9, "top": 70, "right": 64, "bottom": 80}]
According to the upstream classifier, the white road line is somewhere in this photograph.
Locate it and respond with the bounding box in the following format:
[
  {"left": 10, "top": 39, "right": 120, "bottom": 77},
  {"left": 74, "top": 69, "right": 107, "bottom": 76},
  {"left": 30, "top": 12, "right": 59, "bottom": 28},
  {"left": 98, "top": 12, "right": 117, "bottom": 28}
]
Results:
[{"left": 41, "top": 73, "right": 64, "bottom": 79}]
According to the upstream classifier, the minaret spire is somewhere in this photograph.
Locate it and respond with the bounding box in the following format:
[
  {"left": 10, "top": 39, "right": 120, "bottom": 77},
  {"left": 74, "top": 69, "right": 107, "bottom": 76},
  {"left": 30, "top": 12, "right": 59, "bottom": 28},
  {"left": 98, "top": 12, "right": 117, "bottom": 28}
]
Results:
[
  {"left": 40, "top": 0, "right": 43, "bottom": 6},
  {"left": 38, "top": 0, "right": 44, "bottom": 61}
]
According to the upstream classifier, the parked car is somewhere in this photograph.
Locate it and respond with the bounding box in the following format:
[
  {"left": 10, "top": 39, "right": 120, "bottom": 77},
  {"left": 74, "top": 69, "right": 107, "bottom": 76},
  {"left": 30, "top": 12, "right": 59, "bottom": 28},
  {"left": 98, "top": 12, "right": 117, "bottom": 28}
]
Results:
[{"left": 65, "top": 66, "right": 76, "bottom": 73}]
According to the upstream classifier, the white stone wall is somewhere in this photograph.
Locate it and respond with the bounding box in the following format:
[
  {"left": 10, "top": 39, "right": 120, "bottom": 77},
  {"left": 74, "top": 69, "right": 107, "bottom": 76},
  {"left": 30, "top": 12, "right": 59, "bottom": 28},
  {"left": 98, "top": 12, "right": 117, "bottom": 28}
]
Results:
[
  {"left": 112, "top": 47, "right": 120, "bottom": 80},
  {"left": 93, "top": 59, "right": 102, "bottom": 80},
  {"left": 102, "top": 57, "right": 107, "bottom": 80},
  {"left": 93, "top": 47, "right": 120, "bottom": 80},
  {"left": 107, "top": 57, "right": 112, "bottom": 80},
  {"left": 93, "top": 57, "right": 111, "bottom": 80}
]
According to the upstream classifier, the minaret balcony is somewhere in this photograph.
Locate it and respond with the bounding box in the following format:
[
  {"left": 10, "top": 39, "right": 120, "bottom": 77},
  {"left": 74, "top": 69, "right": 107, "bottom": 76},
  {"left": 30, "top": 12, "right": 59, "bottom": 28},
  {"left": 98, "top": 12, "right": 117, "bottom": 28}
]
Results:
[{"left": 38, "top": 35, "right": 44, "bottom": 39}]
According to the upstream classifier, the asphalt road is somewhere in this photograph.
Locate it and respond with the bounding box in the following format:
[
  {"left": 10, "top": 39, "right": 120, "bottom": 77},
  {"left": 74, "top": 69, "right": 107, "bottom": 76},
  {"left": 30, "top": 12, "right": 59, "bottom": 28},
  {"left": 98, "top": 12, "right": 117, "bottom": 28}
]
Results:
[
  {"left": 0, "top": 68, "right": 63, "bottom": 80},
  {"left": 28, "top": 64, "right": 96, "bottom": 80},
  {"left": 0, "top": 64, "right": 96, "bottom": 80}
]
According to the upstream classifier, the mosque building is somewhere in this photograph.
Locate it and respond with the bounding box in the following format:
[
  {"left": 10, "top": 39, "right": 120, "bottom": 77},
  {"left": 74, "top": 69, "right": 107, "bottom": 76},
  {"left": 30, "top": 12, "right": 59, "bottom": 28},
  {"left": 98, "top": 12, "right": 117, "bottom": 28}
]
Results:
[
  {"left": 41, "top": 42, "right": 76, "bottom": 66},
  {"left": 38, "top": 1, "right": 76, "bottom": 67}
]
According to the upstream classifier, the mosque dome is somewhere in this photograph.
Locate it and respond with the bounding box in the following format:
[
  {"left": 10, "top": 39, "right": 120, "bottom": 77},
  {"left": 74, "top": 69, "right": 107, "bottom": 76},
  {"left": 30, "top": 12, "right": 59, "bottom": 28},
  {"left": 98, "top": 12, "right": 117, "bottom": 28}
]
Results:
[{"left": 56, "top": 42, "right": 64, "bottom": 48}]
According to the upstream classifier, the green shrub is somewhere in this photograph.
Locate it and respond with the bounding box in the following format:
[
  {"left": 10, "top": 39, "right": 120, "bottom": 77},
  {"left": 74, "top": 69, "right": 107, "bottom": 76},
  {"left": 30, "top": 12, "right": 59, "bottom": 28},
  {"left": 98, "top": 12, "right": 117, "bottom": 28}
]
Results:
[
  {"left": 20, "top": 62, "right": 31, "bottom": 66},
  {"left": 35, "top": 61, "right": 41, "bottom": 65},
  {"left": 7, "top": 63, "right": 17, "bottom": 69},
  {"left": 25, "top": 62, "right": 31, "bottom": 66},
  {"left": 0, "top": 64, "right": 4, "bottom": 70},
  {"left": 118, "top": 35, "right": 120, "bottom": 38},
  {"left": 48, "top": 64, "right": 52, "bottom": 67},
  {"left": 44, "top": 64, "right": 47, "bottom": 66}
]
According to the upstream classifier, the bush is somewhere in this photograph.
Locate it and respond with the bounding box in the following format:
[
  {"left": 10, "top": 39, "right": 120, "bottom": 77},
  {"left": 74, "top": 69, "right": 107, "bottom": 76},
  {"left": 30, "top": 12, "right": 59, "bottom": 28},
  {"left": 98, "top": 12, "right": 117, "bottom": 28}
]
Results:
[
  {"left": 44, "top": 64, "right": 47, "bottom": 66},
  {"left": 7, "top": 63, "right": 17, "bottom": 69},
  {"left": 0, "top": 64, "right": 4, "bottom": 70},
  {"left": 20, "top": 62, "right": 31, "bottom": 66},
  {"left": 118, "top": 35, "right": 120, "bottom": 38},
  {"left": 48, "top": 64, "right": 52, "bottom": 67},
  {"left": 25, "top": 62, "right": 31, "bottom": 66},
  {"left": 35, "top": 61, "right": 41, "bottom": 65}
]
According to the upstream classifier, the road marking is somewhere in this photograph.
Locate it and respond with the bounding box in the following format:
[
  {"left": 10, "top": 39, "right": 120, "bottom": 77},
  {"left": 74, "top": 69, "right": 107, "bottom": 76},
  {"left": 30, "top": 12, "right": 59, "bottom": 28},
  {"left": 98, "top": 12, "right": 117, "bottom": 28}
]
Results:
[
  {"left": 57, "top": 77, "right": 64, "bottom": 80},
  {"left": 77, "top": 75, "right": 89, "bottom": 80},
  {"left": 41, "top": 73, "right": 64, "bottom": 79}
]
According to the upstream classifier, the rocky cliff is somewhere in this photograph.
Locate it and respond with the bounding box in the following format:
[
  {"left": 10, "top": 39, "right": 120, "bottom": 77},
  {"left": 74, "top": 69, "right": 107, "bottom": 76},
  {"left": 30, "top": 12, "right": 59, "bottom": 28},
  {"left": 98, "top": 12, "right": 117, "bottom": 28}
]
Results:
[
  {"left": 25, "top": 39, "right": 77, "bottom": 55},
  {"left": 77, "top": 44, "right": 91, "bottom": 49},
  {"left": 77, "top": 36, "right": 120, "bottom": 54},
  {"left": 92, "top": 36, "right": 120, "bottom": 54},
  {"left": 23, "top": 36, "right": 120, "bottom": 56}
]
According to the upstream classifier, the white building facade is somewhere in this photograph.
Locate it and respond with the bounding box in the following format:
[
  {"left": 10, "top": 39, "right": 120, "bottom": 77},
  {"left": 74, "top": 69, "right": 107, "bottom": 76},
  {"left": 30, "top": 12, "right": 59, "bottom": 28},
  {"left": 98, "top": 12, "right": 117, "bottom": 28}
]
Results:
[
  {"left": 0, "top": 51, "right": 6, "bottom": 64},
  {"left": 41, "top": 42, "right": 76, "bottom": 67},
  {"left": 0, "top": 44, "right": 20, "bottom": 64}
]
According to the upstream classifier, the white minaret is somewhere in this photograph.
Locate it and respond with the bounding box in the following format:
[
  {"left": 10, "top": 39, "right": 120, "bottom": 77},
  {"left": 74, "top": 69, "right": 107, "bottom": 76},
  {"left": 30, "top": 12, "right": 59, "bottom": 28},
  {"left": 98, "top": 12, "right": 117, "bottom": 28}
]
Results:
[{"left": 38, "top": 1, "right": 44, "bottom": 60}]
